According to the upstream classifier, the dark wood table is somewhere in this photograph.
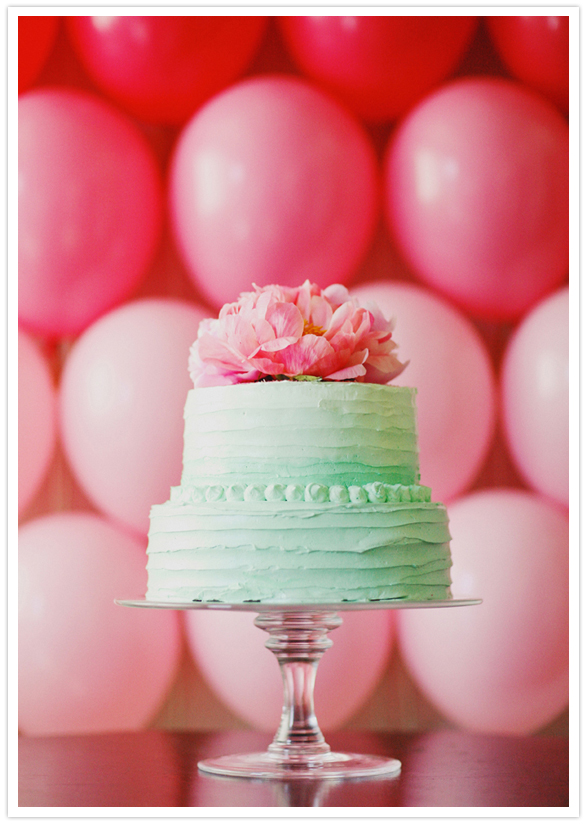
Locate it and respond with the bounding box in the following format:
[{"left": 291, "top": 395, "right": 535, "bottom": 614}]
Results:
[{"left": 18, "top": 729, "right": 569, "bottom": 809}]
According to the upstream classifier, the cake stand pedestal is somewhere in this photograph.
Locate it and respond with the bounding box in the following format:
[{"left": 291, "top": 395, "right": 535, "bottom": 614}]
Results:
[{"left": 117, "top": 599, "right": 480, "bottom": 781}]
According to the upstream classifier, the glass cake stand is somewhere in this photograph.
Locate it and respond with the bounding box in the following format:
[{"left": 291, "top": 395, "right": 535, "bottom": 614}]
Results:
[{"left": 117, "top": 598, "right": 480, "bottom": 781}]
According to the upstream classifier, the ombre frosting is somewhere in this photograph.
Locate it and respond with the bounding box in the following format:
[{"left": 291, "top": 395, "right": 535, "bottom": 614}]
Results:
[
  {"left": 181, "top": 382, "right": 419, "bottom": 487},
  {"left": 146, "top": 381, "right": 453, "bottom": 604}
]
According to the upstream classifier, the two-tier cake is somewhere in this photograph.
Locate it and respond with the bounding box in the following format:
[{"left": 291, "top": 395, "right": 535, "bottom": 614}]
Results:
[{"left": 145, "top": 281, "right": 452, "bottom": 604}]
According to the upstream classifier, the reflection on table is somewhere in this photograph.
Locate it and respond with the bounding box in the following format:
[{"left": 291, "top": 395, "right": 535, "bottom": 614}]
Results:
[{"left": 18, "top": 728, "right": 569, "bottom": 809}]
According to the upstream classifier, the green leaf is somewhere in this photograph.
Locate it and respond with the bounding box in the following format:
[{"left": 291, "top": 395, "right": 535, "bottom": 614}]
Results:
[{"left": 291, "top": 375, "right": 322, "bottom": 382}]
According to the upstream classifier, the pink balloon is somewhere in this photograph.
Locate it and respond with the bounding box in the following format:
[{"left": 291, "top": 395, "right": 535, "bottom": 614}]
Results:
[
  {"left": 184, "top": 610, "right": 394, "bottom": 732},
  {"left": 18, "top": 88, "right": 163, "bottom": 339},
  {"left": 398, "top": 489, "right": 569, "bottom": 734},
  {"left": 486, "top": 16, "right": 569, "bottom": 113},
  {"left": 501, "top": 288, "right": 569, "bottom": 507},
  {"left": 385, "top": 77, "right": 569, "bottom": 322},
  {"left": 352, "top": 282, "right": 496, "bottom": 502},
  {"left": 19, "top": 512, "right": 181, "bottom": 735},
  {"left": 18, "top": 330, "right": 57, "bottom": 515},
  {"left": 66, "top": 16, "right": 268, "bottom": 125},
  {"left": 170, "top": 75, "right": 379, "bottom": 309},
  {"left": 59, "top": 299, "right": 208, "bottom": 535},
  {"left": 278, "top": 16, "right": 477, "bottom": 122}
]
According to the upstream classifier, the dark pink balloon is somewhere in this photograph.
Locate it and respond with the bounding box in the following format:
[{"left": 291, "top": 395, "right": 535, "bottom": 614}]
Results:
[
  {"left": 399, "top": 489, "right": 569, "bottom": 734},
  {"left": 18, "top": 15, "right": 59, "bottom": 93},
  {"left": 278, "top": 15, "right": 478, "bottom": 122},
  {"left": 486, "top": 16, "right": 569, "bottom": 113},
  {"left": 18, "top": 329, "right": 56, "bottom": 515},
  {"left": 66, "top": 16, "right": 268, "bottom": 125},
  {"left": 170, "top": 75, "right": 379, "bottom": 309},
  {"left": 58, "top": 299, "right": 208, "bottom": 535},
  {"left": 18, "top": 89, "right": 163, "bottom": 339},
  {"left": 19, "top": 512, "right": 182, "bottom": 735},
  {"left": 385, "top": 77, "right": 569, "bottom": 322}
]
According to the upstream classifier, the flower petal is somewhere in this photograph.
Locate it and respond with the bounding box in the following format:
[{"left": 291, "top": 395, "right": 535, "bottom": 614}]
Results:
[
  {"left": 188, "top": 281, "right": 406, "bottom": 386},
  {"left": 363, "top": 354, "right": 408, "bottom": 383},
  {"left": 323, "top": 283, "right": 351, "bottom": 307},
  {"left": 278, "top": 335, "right": 334, "bottom": 376},
  {"left": 326, "top": 363, "right": 367, "bottom": 381},
  {"left": 196, "top": 333, "right": 248, "bottom": 370},
  {"left": 193, "top": 371, "right": 239, "bottom": 387},
  {"left": 307, "top": 294, "right": 333, "bottom": 332},
  {"left": 326, "top": 302, "right": 356, "bottom": 338},
  {"left": 262, "top": 302, "right": 304, "bottom": 351}
]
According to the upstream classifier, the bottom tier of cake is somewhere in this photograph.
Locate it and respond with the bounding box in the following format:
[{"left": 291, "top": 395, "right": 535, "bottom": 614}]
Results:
[{"left": 146, "top": 486, "right": 453, "bottom": 604}]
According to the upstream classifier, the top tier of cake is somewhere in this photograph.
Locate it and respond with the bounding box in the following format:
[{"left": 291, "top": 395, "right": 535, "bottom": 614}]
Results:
[{"left": 181, "top": 381, "right": 419, "bottom": 489}]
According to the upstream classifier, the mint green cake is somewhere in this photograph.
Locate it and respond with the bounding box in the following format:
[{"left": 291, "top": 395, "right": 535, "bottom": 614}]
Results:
[{"left": 145, "top": 381, "right": 453, "bottom": 604}]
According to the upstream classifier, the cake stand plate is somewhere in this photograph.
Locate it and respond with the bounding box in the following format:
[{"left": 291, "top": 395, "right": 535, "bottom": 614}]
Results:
[
  {"left": 117, "top": 598, "right": 480, "bottom": 781},
  {"left": 117, "top": 597, "right": 480, "bottom": 611}
]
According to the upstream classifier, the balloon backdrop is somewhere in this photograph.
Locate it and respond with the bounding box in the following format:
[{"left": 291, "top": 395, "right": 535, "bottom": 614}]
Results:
[
  {"left": 501, "top": 288, "right": 569, "bottom": 507},
  {"left": 18, "top": 329, "right": 56, "bottom": 514},
  {"left": 14, "top": 14, "right": 571, "bottom": 739},
  {"left": 59, "top": 298, "right": 208, "bottom": 535},
  {"left": 352, "top": 282, "right": 495, "bottom": 502},
  {"left": 486, "top": 16, "right": 569, "bottom": 113},
  {"left": 398, "top": 489, "right": 569, "bottom": 734},
  {"left": 278, "top": 16, "right": 477, "bottom": 122},
  {"left": 184, "top": 609, "right": 395, "bottom": 732},
  {"left": 18, "top": 88, "right": 163, "bottom": 339},
  {"left": 19, "top": 512, "right": 182, "bottom": 735},
  {"left": 385, "top": 77, "right": 569, "bottom": 322},
  {"left": 170, "top": 75, "right": 379, "bottom": 309},
  {"left": 18, "top": 15, "right": 59, "bottom": 93},
  {"left": 66, "top": 16, "right": 268, "bottom": 125}
]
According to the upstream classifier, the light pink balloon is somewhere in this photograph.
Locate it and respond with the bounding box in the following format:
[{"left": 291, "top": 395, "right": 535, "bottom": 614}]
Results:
[
  {"left": 501, "top": 288, "right": 569, "bottom": 507},
  {"left": 59, "top": 299, "right": 208, "bottom": 535},
  {"left": 352, "top": 282, "right": 496, "bottom": 502},
  {"left": 384, "top": 77, "right": 569, "bottom": 322},
  {"left": 18, "top": 88, "right": 163, "bottom": 338},
  {"left": 18, "top": 329, "right": 56, "bottom": 514},
  {"left": 184, "top": 609, "right": 395, "bottom": 732},
  {"left": 170, "top": 75, "right": 379, "bottom": 309},
  {"left": 398, "top": 489, "right": 569, "bottom": 734},
  {"left": 19, "top": 512, "right": 181, "bottom": 735}
]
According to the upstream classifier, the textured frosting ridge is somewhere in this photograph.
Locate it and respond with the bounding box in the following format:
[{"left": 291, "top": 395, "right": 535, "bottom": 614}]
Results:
[
  {"left": 181, "top": 382, "right": 419, "bottom": 488},
  {"left": 146, "top": 381, "right": 452, "bottom": 604},
  {"left": 146, "top": 499, "right": 452, "bottom": 603}
]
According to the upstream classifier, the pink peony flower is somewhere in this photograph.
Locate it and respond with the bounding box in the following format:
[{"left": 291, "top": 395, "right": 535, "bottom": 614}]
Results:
[{"left": 189, "top": 281, "right": 406, "bottom": 387}]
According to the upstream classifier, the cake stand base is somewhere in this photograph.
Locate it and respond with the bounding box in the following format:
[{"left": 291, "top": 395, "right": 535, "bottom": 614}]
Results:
[
  {"left": 117, "top": 598, "right": 480, "bottom": 782},
  {"left": 198, "top": 750, "right": 401, "bottom": 780},
  {"left": 198, "top": 608, "right": 401, "bottom": 781}
]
